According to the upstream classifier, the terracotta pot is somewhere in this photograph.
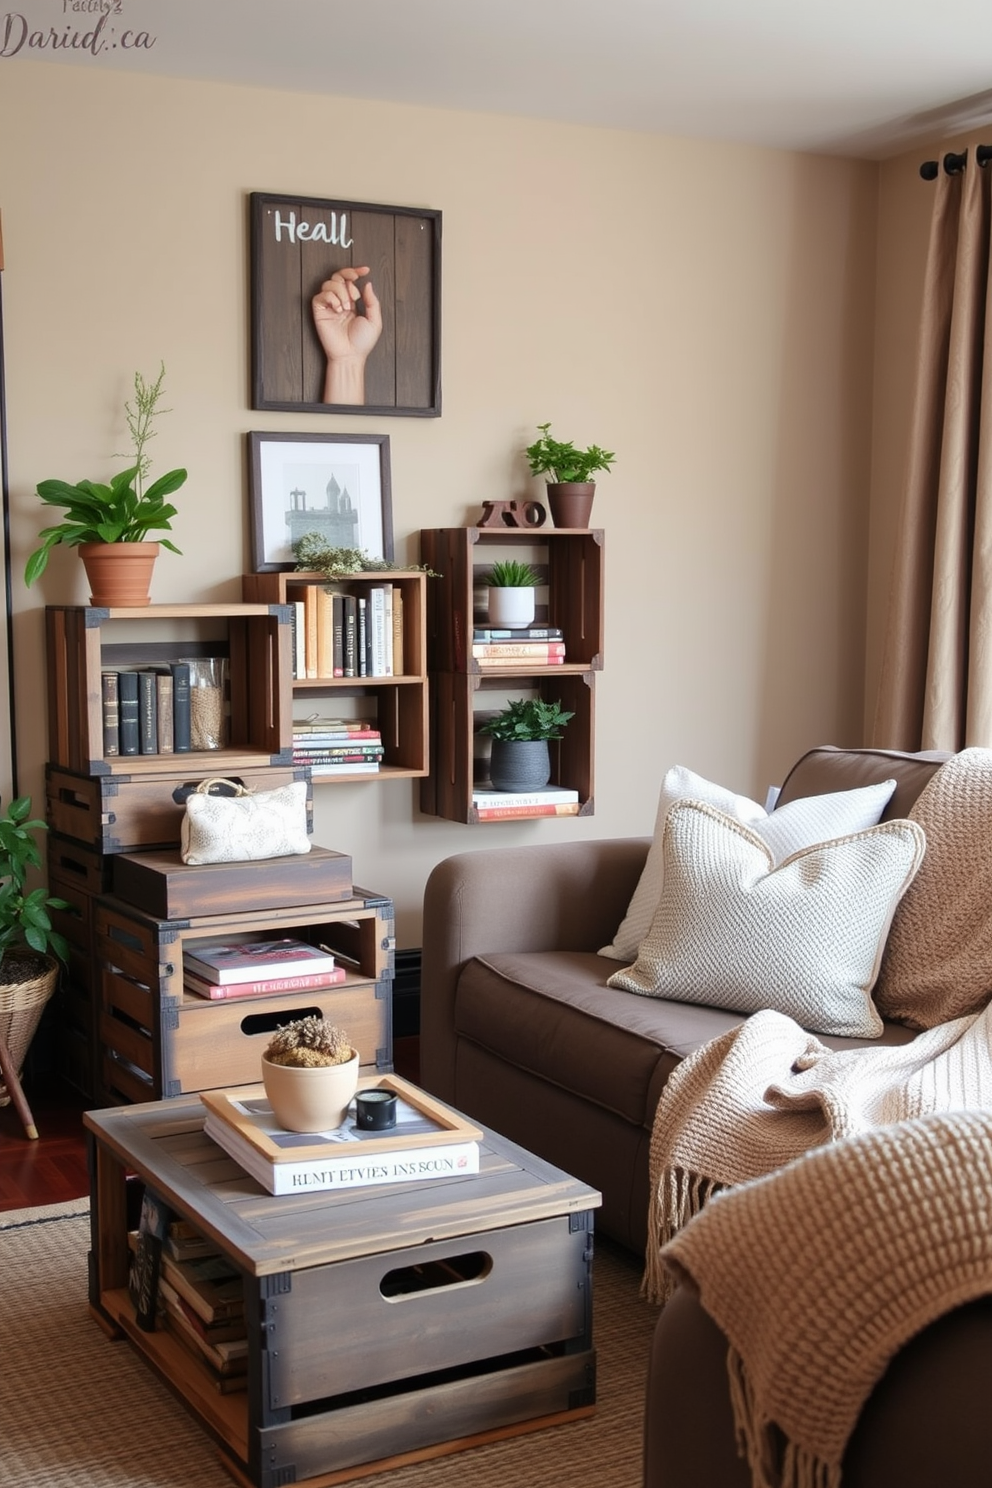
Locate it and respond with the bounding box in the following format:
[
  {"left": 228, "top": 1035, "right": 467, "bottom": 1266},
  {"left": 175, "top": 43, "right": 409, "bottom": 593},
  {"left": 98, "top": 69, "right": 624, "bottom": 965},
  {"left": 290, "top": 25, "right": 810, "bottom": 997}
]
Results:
[
  {"left": 79, "top": 542, "right": 159, "bottom": 607},
  {"left": 487, "top": 586, "right": 536, "bottom": 628},
  {"left": 261, "top": 1049, "right": 360, "bottom": 1133},
  {"left": 546, "top": 482, "right": 595, "bottom": 529},
  {"left": 489, "top": 738, "right": 552, "bottom": 792}
]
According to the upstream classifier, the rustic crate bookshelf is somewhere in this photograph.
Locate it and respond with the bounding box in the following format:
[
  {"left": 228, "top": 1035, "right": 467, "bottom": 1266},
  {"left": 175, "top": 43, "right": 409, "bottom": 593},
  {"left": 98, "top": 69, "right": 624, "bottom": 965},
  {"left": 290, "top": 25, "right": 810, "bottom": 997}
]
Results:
[
  {"left": 418, "top": 528, "right": 603, "bottom": 823},
  {"left": 94, "top": 888, "right": 395, "bottom": 1105},
  {"left": 242, "top": 570, "right": 429, "bottom": 781},
  {"left": 46, "top": 603, "right": 294, "bottom": 777}
]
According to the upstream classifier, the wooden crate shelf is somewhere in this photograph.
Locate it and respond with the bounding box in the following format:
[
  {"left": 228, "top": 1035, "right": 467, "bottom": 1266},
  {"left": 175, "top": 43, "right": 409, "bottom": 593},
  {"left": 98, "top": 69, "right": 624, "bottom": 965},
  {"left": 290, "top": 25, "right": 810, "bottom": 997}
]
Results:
[
  {"left": 242, "top": 571, "right": 429, "bottom": 781},
  {"left": 419, "top": 529, "right": 603, "bottom": 824}
]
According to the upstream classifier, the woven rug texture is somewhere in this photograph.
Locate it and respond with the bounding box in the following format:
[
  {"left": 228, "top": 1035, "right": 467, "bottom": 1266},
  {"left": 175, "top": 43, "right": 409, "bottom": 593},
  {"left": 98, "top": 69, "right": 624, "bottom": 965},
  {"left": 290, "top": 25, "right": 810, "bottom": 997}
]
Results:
[{"left": 1, "top": 1202, "right": 656, "bottom": 1488}]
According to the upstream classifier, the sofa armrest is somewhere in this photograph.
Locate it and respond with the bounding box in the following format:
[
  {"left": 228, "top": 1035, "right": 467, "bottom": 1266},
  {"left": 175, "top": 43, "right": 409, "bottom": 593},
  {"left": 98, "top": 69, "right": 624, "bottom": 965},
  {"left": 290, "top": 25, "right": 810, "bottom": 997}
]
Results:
[{"left": 420, "top": 837, "right": 650, "bottom": 1102}]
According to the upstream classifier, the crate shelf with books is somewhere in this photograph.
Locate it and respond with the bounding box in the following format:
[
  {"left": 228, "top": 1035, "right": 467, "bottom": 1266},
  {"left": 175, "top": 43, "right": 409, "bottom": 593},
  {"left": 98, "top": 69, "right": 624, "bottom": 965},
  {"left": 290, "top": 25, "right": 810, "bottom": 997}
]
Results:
[
  {"left": 46, "top": 603, "right": 293, "bottom": 778},
  {"left": 419, "top": 529, "right": 603, "bottom": 824},
  {"left": 242, "top": 571, "right": 428, "bottom": 782}
]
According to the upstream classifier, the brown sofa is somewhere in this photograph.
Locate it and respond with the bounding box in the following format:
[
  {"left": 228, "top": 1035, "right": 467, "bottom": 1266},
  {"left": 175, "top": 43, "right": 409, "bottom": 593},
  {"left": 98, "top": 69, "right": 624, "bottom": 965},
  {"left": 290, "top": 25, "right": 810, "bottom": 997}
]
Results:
[
  {"left": 421, "top": 744, "right": 948, "bottom": 1252},
  {"left": 421, "top": 744, "right": 992, "bottom": 1486}
]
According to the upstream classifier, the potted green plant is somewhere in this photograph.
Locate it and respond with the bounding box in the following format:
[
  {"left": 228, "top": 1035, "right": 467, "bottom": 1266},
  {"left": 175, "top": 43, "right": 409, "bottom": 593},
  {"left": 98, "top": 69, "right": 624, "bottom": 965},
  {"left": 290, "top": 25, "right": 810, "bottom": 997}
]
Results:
[
  {"left": 524, "top": 422, "right": 615, "bottom": 528},
  {"left": 261, "top": 1015, "right": 359, "bottom": 1133},
  {"left": 482, "top": 558, "right": 541, "bottom": 628},
  {"left": 0, "top": 797, "right": 69, "bottom": 1118},
  {"left": 25, "top": 362, "right": 186, "bottom": 606},
  {"left": 477, "top": 697, "right": 574, "bottom": 792}
]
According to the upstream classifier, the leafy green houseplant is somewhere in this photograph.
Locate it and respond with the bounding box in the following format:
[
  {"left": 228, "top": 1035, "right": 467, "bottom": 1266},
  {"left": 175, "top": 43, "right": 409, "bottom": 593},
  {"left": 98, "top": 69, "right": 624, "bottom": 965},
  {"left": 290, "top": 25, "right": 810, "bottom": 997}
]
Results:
[
  {"left": 25, "top": 363, "right": 186, "bottom": 605},
  {"left": 483, "top": 560, "right": 540, "bottom": 589},
  {"left": 478, "top": 698, "right": 575, "bottom": 793},
  {"left": 0, "top": 796, "right": 69, "bottom": 972},
  {"left": 0, "top": 797, "right": 68, "bottom": 1118},
  {"left": 524, "top": 422, "right": 615, "bottom": 529}
]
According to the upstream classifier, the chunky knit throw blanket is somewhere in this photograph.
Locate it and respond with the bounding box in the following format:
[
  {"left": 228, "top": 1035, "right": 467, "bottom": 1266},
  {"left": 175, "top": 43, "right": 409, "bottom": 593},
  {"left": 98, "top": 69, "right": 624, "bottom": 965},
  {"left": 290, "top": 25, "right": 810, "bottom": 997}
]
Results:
[
  {"left": 644, "top": 997, "right": 992, "bottom": 1305},
  {"left": 660, "top": 1111, "right": 992, "bottom": 1488}
]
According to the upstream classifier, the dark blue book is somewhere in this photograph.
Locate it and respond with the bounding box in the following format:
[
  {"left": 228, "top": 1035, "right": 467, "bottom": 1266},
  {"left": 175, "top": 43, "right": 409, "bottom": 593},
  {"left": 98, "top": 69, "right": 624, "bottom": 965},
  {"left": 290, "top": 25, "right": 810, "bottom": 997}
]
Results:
[
  {"left": 118, "top": 670, "right": 140, "bottom": 756},
  {"left": 171, "top": 662, "right": 191, "bottom": 752}
]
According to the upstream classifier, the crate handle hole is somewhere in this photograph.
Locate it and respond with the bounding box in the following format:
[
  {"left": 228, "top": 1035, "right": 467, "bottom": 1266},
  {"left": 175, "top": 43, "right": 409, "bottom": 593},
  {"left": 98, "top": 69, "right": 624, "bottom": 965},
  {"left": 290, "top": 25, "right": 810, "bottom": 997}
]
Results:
[
  {"left": 380, "top": 1252, "right": 492, "bottom": 1301},
  {"left": 240, "top": 1006, "right": 322, "bottom": 1037}
]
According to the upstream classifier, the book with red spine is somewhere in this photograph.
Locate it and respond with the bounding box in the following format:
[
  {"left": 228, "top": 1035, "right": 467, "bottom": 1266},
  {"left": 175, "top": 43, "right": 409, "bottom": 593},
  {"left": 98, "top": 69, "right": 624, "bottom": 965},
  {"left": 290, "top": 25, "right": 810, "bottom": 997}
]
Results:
[
  {"left": 475, "top": 802, "right": 582, "bottom": 819},
  {"left": 471, "top": 642, "right": 566, "bottom": 658},
  {"left": 184, "top": 966, "right": 346, "bottom": 1001}
]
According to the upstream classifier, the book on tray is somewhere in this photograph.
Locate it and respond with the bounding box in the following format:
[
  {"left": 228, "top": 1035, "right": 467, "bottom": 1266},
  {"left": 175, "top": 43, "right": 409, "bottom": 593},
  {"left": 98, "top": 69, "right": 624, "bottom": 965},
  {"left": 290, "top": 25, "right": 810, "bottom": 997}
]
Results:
[
  {"left": 201, "top": 1074, "right": 482, "bottom": 1196},
  {"left": 182, "top": 937, "right": 336, "bottom": 987}
]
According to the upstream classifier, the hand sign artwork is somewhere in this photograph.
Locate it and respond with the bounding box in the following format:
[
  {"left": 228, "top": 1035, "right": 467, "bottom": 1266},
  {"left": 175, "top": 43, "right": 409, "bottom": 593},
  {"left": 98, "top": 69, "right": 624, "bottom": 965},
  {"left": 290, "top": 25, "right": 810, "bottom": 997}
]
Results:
[{"left": 312, "top": 266, "right": 384, "bottom": 406}]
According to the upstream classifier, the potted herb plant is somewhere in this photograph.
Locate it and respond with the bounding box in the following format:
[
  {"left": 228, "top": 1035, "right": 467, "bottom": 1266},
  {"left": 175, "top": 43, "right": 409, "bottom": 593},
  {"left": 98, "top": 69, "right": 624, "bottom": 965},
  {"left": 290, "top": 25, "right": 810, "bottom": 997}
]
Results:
[
  {"left": 25, "top": 362, "right": 186, "bottom": 606},
  {"left": 477, "top": 697, "right": 574, "bottom": 792},
  {"left": 261, "top": 1015, "right": 359, "bottom": 1133},
  {"left": 524, "top": 422, "right": 615, "bottom": 528},
  {"left": 0, "top": 797, "right": 69, "bottom": 1122},
  {"left": 482, "top": 558, "right": 541, "bottom": 628}
]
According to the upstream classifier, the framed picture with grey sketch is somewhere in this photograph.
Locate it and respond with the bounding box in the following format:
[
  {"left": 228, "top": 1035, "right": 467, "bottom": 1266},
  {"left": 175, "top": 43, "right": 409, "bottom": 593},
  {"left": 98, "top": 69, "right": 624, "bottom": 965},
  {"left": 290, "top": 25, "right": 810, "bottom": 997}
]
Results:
[{"left": 247, "top": 431, "right": 393, "bottom": 573}]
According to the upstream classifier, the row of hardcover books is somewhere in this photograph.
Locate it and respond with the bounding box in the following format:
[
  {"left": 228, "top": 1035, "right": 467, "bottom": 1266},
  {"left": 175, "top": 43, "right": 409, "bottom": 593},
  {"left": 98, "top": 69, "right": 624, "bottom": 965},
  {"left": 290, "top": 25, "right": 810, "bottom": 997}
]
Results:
[
  {"left": 102, "top": 662, "right": 197, "bottom": 757},
  {"left": 292, "top": 584, "right": 404, "bottom": 681},
  {"left": 291, "top": 716, "right": 384, "bottom": 776}
]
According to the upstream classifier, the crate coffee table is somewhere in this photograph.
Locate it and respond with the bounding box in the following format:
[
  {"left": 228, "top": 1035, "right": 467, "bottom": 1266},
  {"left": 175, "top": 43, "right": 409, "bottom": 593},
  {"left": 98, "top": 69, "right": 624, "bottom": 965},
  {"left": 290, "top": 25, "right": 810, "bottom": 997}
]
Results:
[{"left": 85, "top": 1094, "right": 601, "bottom": 1487}]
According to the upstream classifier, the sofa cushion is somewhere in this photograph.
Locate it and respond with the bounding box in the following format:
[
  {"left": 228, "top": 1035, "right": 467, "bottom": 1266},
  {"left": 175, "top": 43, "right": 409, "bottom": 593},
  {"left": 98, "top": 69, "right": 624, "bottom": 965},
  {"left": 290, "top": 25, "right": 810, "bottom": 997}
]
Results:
[
  {"left": 606, "top": 802, "right": 926, "bottom": 1039},
  {"left": 454, "top": 949, "right": 916, "bottom": 1130},
  {"left": 599, "top": 764, "right": 897, "bottom": 964}
]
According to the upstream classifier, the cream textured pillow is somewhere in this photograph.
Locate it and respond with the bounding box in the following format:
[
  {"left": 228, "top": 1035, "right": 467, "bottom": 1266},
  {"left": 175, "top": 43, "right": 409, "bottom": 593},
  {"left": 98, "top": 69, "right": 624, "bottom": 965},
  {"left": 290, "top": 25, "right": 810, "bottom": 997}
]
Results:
[
  {"left": 599, "top": 766, "right": 898, "bottom": 963},
  {"left": 606, "top": 801, "right": 926, "bottom": 1039}
]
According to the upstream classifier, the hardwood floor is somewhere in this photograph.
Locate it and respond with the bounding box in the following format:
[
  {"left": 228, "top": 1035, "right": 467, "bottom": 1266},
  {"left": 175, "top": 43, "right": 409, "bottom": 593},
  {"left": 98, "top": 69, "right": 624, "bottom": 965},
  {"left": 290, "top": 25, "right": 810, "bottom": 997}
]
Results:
[{"left": 0, "top": 1037, "right": 422, "bottom": 1213}]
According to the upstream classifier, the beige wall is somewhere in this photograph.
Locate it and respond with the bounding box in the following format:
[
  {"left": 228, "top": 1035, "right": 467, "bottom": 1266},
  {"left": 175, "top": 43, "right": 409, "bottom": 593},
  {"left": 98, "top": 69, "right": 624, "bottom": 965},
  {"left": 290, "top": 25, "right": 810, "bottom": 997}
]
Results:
[{"left": 1, "top": 60, "right": 878, "bottom": 943}]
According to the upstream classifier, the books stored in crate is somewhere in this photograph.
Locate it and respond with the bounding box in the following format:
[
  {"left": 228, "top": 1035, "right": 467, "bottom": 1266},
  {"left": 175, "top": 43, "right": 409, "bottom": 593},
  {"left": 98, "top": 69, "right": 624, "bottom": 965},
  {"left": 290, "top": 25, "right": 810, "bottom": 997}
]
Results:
[
  {"left": 316, "top": 586, "right": 334, "bottom": 679},
  {"left": 171, "top": 661, "right": 191, "bottom": 752},
  {"left": 200, "top": 1074, "right": 483, "bottom": 1196},
  {"left": 308, "top": 760, "right": 382, "bottom": 776},
  {"left": 474, "top": 654, "right": 565, "bottom": 668},
  {"left": 473, "top": 625, "right": 564, "bottom": 642},
  {"left": 158, "top": 1275, "right": 248, "bottom": 1389},
  {"left": 475, "top": 802, "right": 581, "bottom": 819},
  {"left": 472, "top": 786, "right": 580, "bottom": 809},
  {"left": 293, "top": 715, "right": 378, "bottom": 734},
  {"left": 293, "top": 743, "right": 385, "bottom": 761},
  {"left": 155, "top": 669, "right": 174, "bottom": 753},
  {"left": 183, "top": 937, "right": 336, "bottom": 987},
  {"left": 101, "top": 670, "right": 120, "bottom": 756},
  {"left": 118, "top": 669, "right": 140, "bottom": 755},
  {"left": 128, "top": 1187, "right": 171, "bottom": 1332},
  {"left": 184, "top": 965, "right": 346, "bottom": 1000},
  {"left": 472, "top": 642, "right": 566, "bottom": 659},
  {"left": 165, "top": 1218, "right": 225, "bottom": 1263},
  {"left": 159, "top": 1250, "right": 244, "bottom": 1325}
]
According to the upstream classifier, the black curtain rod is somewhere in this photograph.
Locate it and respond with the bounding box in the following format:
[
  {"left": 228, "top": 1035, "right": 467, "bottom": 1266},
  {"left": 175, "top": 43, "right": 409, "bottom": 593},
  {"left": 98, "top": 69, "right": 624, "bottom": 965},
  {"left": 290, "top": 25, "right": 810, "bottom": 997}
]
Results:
[{"left": 920, "top": 144, "right": 992, "bottom": 180}]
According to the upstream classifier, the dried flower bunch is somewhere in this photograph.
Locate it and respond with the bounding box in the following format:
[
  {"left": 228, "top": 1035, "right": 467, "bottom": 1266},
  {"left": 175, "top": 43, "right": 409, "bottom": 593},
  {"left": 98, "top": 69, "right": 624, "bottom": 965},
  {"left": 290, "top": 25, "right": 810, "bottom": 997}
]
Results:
[{"left": 264, "top": 1016, "right": 354, "bottom": 1069}]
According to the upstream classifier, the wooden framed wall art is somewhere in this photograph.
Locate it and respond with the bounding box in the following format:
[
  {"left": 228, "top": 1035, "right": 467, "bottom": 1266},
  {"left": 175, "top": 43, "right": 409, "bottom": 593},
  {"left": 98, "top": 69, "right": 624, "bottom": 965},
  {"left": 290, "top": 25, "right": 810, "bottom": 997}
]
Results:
[
  {"left": 250, "top": 192, "right": 442, "bottom": 417},
  {"left": 248, "top": 431, "right": 393, "bottom": 573}
]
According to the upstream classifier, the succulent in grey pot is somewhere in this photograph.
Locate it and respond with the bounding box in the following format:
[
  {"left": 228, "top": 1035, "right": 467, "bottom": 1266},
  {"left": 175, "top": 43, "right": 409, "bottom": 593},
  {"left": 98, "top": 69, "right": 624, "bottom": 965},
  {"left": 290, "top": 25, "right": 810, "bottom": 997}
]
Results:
[{"left": 477, "top": 698, "right": 574, "bottom": 792}]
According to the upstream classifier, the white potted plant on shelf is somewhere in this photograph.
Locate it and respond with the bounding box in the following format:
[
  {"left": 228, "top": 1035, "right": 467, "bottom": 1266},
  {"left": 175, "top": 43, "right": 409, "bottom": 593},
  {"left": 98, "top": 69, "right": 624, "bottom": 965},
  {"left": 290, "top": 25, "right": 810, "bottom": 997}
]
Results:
[
  {"left": 482, "top": 559, "right": 541, "bottom": 629},
  {"left": 24, "top": 362, "right": 186, "bottom": 607},
  {"left": 261, "top": 1015, "right": 359, "bottom": 1133}
]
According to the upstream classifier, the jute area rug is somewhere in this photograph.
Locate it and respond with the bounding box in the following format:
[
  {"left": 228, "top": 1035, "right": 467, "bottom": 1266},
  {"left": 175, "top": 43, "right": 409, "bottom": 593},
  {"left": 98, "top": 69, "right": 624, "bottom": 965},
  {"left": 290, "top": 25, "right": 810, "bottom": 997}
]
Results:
[{"left": 1, "top": 1200, "right": 658, "bottom": 1488}]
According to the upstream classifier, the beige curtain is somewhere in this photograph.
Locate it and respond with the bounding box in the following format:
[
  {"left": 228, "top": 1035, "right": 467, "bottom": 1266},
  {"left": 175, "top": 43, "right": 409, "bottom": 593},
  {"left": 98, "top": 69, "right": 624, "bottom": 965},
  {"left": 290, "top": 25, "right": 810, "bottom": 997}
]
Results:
[{"left": 874, "top": 156, "right": 992, "bottom": 752}]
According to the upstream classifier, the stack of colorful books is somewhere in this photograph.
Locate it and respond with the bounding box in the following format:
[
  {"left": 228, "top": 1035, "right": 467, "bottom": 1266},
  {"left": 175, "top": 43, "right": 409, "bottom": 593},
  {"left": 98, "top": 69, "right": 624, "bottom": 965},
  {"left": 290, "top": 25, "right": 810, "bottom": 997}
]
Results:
[
  {"left": 291, "top": 716, "right": 385, "bottom": 775},
  {"left": 471, "top": 624, "right": 565, "bottom": 669},
  {"left": 471, "top": 786, "right": 581, "bottom": 820},
  {"left": 182, "top": 936, "right": 345, "bottom": 1001}
]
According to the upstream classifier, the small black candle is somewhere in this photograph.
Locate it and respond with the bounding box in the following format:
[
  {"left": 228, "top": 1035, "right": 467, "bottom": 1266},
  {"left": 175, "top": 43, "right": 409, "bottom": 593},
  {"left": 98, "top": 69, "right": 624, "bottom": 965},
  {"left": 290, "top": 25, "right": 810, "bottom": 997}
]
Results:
[{"left": 355, "top": 1088, "right": 398, "bottom": 1130}]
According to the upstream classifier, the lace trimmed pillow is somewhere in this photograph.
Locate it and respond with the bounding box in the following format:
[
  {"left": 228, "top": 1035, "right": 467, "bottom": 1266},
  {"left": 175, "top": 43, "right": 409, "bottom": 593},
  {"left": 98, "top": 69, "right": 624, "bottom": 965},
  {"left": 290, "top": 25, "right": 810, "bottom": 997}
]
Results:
[
  {"left": 606, "top": 801, "right": 926, "bottom": 1039},
  {"left": 599, "top": 765, "right": 898, "bottom": 963}
]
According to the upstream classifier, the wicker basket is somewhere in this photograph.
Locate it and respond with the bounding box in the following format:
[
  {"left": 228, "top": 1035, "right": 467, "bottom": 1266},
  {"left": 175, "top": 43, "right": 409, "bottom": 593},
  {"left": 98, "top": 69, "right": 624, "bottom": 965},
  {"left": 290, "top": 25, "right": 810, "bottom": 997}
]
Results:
[{"left": 0, "top": 950, "right": 59, "bottom": 1106}]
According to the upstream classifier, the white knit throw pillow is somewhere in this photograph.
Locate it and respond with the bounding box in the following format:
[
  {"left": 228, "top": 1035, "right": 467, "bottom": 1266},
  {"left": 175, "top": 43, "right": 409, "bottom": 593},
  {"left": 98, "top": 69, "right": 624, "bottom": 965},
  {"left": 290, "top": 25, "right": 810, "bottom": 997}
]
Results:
[
  {"left": 607, "top": 801, "right": 926, "bottom": 1039},
  {"left": 599, "top": 765, "right": 897, "bottom": 963}
]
